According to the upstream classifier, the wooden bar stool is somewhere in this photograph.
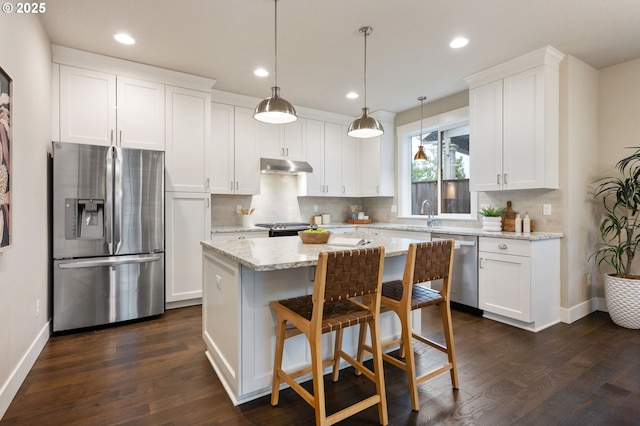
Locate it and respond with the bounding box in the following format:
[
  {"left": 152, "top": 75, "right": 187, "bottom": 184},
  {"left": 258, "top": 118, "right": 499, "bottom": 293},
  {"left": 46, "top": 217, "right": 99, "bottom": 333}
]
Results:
[
  {"left": 270, "top": 247, "right": 388, "bottom": 426},
  {"left": 357, "top": 239, "right": 458, "bottom": 411}
]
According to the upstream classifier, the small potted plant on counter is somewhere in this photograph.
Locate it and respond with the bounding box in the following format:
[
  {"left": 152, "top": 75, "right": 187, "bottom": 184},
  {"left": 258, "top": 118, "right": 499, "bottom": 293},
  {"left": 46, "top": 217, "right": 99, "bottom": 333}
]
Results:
[
  {"left": 592, "top": 148, "right": 640, "bottom": 329},
  {"left": 479, "top": 205, "right": 506, "bottom": 231}
]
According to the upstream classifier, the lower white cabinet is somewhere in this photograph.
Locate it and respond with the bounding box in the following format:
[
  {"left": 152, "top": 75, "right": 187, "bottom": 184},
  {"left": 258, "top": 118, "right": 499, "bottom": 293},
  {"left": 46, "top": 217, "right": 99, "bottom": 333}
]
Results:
[
  {"left": 478, "top": 237, "right": 559, "bottom": 332},
  {"left": 165, "top": 192, "right": 211, "bottom": 306}
]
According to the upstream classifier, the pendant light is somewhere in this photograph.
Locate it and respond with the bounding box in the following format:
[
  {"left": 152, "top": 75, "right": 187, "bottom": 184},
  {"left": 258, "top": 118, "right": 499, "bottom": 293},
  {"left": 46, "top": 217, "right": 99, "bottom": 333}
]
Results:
[
  {"left": 413, "top": 96, "right": 428, "bottom": 162},
  {"left": 348, "top": 27, "right": 384, "bottom": 138},
  {"left": 254, "top": 0, "right": 297, "bottom": 124}
]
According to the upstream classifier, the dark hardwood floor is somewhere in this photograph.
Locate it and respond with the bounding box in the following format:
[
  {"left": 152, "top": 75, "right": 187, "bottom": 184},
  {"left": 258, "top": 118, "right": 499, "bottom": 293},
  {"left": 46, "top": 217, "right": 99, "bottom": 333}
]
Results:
[{"left": 2, "top": 305, "right": 638, "bottom": 425}]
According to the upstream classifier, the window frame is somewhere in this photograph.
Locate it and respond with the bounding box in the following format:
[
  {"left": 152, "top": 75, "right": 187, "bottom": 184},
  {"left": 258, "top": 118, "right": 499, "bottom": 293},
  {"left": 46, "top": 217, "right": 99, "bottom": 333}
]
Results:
[{"left": 396, "top": 106, "right": 477, "bottom": 220}]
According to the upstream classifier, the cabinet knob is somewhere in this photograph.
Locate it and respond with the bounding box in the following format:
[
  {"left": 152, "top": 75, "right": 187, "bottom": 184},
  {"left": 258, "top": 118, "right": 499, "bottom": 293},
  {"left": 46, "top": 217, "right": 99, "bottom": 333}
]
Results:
[{"left": 498, "top": 243, "right": 508, "bottom": 249}]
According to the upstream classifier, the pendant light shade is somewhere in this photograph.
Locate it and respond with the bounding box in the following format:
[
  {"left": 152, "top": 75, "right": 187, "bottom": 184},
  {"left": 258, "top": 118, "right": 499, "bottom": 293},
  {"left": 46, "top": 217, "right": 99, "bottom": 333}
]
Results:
[
  {"left": 413, "top": 96, "right": 427, "bottom": 162},
  {"left": 254, "top": 0, "right": 297, "bottom": 124},
  {"left": 348, "top": 27, "right": 384, "bottom": 138}
]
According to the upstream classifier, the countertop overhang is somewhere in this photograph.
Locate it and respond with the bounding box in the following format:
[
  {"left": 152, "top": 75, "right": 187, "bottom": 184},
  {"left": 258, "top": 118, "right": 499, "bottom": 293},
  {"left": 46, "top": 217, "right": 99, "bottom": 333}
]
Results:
[{"left": 201, "top": 233, "right": 425, "bottom": 272}]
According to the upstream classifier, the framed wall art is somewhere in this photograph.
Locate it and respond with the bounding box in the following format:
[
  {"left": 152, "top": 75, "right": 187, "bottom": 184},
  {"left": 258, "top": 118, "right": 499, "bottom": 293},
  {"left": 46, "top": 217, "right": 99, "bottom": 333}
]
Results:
[{"left": 0, "top": 66, "right": 11, "bottom": 250}]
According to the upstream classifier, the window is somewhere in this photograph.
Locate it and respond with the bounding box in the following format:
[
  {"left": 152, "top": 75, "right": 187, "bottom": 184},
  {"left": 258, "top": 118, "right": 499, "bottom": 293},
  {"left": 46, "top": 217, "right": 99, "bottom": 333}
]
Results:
[{"left": 397, "top": 106, "right": 476, "bottom": 220}]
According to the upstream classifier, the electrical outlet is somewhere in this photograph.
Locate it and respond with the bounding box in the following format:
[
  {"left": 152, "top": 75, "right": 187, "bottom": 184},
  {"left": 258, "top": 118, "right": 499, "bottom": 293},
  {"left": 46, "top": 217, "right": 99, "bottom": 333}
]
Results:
[
  {"left": 391, "top": 205, "right": 397, "bottom": 213},
  {"left": 543, "top": 204, "right": 552, "bottom": 215},
  {"left": 313, "top": 205, "right": 319, "bottom": 213},
  {"left": 586, "top": 272, "right": 592, "bottom": 287},
  {"left": 36, "top": 299, "right": 40, "bottom": 318},
  {"left": 236, "top": 205, "right": 242, "bottom": 214}
]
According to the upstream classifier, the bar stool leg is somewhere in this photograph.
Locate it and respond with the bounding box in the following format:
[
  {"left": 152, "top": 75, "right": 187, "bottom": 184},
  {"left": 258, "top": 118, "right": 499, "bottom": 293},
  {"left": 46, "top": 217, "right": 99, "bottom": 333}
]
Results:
[
  {"left": 332, "top": 329, "right": 344, "bottom": 382},
  {"left": 440, "top": 302, "right": 459, "bottom": 388},
  {"left": 401, "top": 310, "right": 419, "bottom": 411},
  {"left": 271, "top": 316, "right": 287, "bottom": 406},
  {"left": 309, "top": 331, "right": 327, "bottom": 426},
  {"left": 355, "top": 323, "right": 367, "bottom": 377},
  {"left": 368, "top": 317, "right": 389, "bottom": 426}
]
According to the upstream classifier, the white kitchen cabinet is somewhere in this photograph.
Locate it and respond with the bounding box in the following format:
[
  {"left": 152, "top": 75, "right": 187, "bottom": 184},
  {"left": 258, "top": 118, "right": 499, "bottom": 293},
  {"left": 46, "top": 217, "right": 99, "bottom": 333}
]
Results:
[
  {"left": 478, "top": 236, "right": 560, "bottom": 332},
  {"left": 341, "top": 125, "right": 358, "bottom": 196},
  {"left": 466, "top": 46, "right": 564, "bottom": 191},
  {"left": 165, "top": 86, "right": 211, "bottom": 192},
  {"left": 260, "top": 119, "right": 306, "bottom": 161},
  {"left": 358, "top": 114, "right": 395, "bottom": 197},
  {"left": 209, "top": 104, "right": 261, "bottom": 195},
  {"left": 58, "top": 65, "right": 165, "bottom": 150},
  {"left": 299, "top": 120, "right": 340, "bottom": 196},
  {"left": 166, "top": 192, "right": 211, "bottom": 306}
]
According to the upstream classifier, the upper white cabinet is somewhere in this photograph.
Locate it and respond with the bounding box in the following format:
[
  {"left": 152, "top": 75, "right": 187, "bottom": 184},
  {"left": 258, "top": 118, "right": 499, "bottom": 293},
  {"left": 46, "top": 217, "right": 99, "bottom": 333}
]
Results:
[
  {"left": 340, "top": 125, "right": 358, "bottom": 196},
  {"left": 299, "top": 121, "right": 341, "bottom": 197},
  {"left": 165, "top": 86, "right": 211, "bottom": 192},
  {"left": 358, "top": 113, "right": 395, "bottom": 197},
  {"left": 58, "top": 65, "right": 165, "bottom": 150},
  {"left": 260, "top": 119, "right": 306, "bottom": 161},
  {"left": 210, "top": 103, "right": 260, "bottom": 195},
  {"left": 466, "top": 46, "right": 564, "bottom": 191}
]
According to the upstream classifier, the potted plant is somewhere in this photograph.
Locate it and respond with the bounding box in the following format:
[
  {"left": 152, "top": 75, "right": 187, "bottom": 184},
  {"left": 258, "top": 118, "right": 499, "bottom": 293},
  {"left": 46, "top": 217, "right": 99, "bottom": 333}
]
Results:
[
  {"left": 479, "top": 205, "right": 506, "bottom": 231},
  {"left": 593, "top": 148, "right": 640, "bottom": 329}
]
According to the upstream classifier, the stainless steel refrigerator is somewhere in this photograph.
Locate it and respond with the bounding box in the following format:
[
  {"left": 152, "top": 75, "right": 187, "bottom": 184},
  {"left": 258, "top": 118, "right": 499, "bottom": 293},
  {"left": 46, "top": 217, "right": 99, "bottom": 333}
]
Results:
[{"left": 52, "top": 142, "right": 165, "bottom": 332}]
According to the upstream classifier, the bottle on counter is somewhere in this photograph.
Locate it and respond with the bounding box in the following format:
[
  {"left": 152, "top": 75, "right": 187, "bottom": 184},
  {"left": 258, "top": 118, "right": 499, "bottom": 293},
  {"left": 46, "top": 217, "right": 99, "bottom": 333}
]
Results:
[
  {"left": 515, "top": 213, "right": 522, "bottom": 234},
  {"left": 523, "top": 212, "right": 531, "bottom": 235}
]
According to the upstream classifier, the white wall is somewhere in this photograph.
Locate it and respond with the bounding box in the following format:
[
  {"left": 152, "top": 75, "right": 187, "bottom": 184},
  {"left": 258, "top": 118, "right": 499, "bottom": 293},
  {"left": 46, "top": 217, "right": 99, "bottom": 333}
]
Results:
[
  {"left": 560, "top": 55, "right": 599, "bottom": 319},
  {"left": 0, "top": 14, "right": 51, "bottom": 418}
]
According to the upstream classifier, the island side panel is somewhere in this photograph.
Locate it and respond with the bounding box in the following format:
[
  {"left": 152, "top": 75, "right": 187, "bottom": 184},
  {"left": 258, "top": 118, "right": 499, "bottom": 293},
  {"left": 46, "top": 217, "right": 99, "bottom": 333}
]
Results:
[{"left": 202, "top": 247, "right": 241, "bottom": 398}]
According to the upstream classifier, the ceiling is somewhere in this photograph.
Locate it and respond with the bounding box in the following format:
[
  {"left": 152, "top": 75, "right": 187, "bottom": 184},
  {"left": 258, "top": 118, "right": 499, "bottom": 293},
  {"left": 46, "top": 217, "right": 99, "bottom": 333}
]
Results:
[{"left": 40, "top": 0, "right": 640, "bottom": 117}]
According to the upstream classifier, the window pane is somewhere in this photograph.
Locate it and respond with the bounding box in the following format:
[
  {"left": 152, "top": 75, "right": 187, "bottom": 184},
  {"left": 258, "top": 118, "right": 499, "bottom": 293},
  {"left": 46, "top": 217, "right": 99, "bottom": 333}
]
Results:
[
  {"left": 440, "top": 125, "right": 470, "bottom": 214},
  {"left": 411, "top": 131, "right": 438, "bottom": 215}
]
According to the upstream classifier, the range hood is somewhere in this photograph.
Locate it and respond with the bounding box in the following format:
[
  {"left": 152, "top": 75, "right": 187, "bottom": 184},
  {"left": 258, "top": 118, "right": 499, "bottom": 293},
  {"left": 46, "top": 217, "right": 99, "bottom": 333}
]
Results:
[{"left": 260, "top": 158, "right": 313, "bottom": 174}]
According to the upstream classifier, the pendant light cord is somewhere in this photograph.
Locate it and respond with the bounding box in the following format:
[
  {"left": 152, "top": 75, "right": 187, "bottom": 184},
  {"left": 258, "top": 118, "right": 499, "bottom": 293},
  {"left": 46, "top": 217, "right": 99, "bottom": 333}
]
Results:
[
  {"left": 274, "top": 0, "right": 278, "bottom": 88},
  {"left": 363, "top": 28, "right": 368, "bottom": 108}
]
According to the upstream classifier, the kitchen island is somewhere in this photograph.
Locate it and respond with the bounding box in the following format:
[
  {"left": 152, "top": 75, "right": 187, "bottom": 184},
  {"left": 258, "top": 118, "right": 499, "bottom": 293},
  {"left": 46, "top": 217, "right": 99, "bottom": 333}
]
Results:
[{"left": 200, "top": 233, "right": 428, "bottom": 405}]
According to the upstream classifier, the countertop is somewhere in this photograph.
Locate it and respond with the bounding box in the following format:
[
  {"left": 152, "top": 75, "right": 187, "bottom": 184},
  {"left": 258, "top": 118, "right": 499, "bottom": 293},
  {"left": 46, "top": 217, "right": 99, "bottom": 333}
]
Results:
[
  {"left": 201, "top": 233, "right": 423, "bottom": 272},
  {"left": 210, "top": 222, "right": 564, "bottom": 241}
]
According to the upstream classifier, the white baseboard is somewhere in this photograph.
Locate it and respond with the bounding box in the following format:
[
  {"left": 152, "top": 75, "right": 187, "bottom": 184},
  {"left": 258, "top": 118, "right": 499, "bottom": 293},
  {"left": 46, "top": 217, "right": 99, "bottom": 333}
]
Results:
[
  {"left": 0, "top": 321, "right": 50, "bottom": 419},
  {"left": 560, "top": 297, "right": 607, "bottom": 324}
]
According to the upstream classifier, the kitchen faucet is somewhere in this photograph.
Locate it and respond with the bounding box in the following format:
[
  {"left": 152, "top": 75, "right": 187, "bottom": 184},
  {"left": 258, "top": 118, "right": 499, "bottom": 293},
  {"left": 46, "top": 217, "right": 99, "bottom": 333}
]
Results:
[{"left": 420, "top": 200, "right": 437, "bottom": 227}]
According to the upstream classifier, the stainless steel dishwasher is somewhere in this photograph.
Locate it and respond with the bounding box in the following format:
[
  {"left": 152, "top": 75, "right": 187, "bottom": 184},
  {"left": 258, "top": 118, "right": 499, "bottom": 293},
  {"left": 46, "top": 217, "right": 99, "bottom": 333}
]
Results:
[{"left": 431, "top": 233, "right": 479, "bottom": 311}]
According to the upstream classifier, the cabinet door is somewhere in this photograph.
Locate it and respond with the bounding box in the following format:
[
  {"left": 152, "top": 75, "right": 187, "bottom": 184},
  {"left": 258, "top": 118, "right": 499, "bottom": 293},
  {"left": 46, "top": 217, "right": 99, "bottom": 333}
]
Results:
[
  {"left": 59, "top": 65, "right": 116, "bottom": 146},
  {"left": 478, "top": 251, "right": 531, "bottom": 322},
  {"left": 259, "top": 121, "right": 282, "bottom": 159},
  {"left": 503, "top": 66, "right": 545, "bottom": 190},
  {"left": 283, "top": 119, "right": 306, "bottom": 161},
  {"left": 116, "top": 77, "right": 165, "bottom": 150},
  {"left": 341, "top": 126, "right": 358, "bottom": 196},
  {"left": 165, "top": 86, "right": 211, "bottom": 192},
  {"left": 165, "top": 192, "right": 211, "bottom": 303},
  {"left": 303, "top": 119, "right": 325, "bottom": 196},
  {"left": 323, "top": 123, "right": 341, "bottom": 196},
  {"left": 233, "top": 107, "right": 261, "bottom": 195},
  {"left": 469, "top": 80, "right": 503, "bottom": 191},
  {"left": 210, "top": 102, "right": 235, "bottom": 194},
  {"left": 358, "top": 137, "right": 381, "bottom": 196}
]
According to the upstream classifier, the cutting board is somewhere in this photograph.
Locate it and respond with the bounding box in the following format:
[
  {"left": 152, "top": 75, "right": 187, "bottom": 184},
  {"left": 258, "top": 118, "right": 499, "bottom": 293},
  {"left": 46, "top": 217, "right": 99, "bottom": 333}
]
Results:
[{"left": 501, "top": 201, "right": 535, "bottom": 232}]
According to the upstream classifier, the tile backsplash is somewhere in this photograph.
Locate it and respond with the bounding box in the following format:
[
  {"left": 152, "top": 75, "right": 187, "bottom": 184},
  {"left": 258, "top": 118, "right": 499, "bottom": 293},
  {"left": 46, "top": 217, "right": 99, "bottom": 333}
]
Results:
[{"left": 211, "top": 174, "right": 563, "bottom": 233}]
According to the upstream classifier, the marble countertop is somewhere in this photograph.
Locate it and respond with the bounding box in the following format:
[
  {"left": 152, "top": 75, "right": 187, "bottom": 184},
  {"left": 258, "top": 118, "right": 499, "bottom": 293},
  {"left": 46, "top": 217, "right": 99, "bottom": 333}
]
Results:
[
  {"left": 211, "top": 223, "right": 563, "bottom": 241},
  {"left": 201, "top": 232, "right": 424, "bottom": 272}
]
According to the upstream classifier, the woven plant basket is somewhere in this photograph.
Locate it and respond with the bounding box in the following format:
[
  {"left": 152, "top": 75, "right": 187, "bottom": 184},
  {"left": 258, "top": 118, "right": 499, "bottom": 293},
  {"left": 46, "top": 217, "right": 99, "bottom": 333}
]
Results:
[{"left": 604, "top": 274, "right": 640, "bottom": 329}]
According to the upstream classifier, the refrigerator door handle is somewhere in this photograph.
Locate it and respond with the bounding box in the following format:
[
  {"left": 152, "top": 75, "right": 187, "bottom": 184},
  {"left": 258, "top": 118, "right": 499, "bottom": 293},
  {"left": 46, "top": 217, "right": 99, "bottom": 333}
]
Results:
[
  {"left": 57, "top": 254, "right": 163, "bottom": 269},
  {"left": 113, "top": 146, "right": 124, "bottom": 254},
  {"left": 105, "top": 147, "right": 114, "bottom": 253}
]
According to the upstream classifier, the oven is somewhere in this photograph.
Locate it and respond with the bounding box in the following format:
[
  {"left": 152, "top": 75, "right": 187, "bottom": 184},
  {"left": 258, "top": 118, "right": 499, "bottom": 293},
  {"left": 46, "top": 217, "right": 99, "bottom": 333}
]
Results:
[{"left": 254, "top": 222, "right": 313, "bottom": 237}]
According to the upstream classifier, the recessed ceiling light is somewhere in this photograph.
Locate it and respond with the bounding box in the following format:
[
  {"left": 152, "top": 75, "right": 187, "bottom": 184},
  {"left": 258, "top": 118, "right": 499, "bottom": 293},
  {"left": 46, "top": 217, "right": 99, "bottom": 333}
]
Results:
[
  {"left": 449, "top": 37, "right": 469, "bottom": 49},
  {"left": 254, "top": 68, "right": 269, "bottom": 77},
  {"left": 114, "top": 33, "right": 135, "bottom": 45},
  {"left": 346, "top": 92, "right": 359, "bottom": 99}
]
